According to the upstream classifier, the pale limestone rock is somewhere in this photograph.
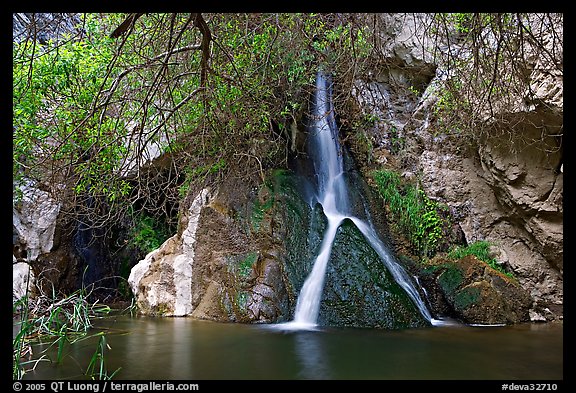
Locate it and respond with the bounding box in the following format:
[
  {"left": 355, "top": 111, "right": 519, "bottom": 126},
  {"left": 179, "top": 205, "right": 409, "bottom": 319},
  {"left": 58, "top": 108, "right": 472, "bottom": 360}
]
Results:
[
  {"left": 376, "top": 13, "right": 436, "bottom": 70},
  {"left": 128, "top": 188, "right": 209, "bottom": 316},
  {"left": 13, "top": 180, "right": 61, "bottom": 261},
  {"left": 13, "top": 261, "right": 35, "bottom": 302},
  {"left": 529, "top": 309, "right": 547, "bottom": 322}
]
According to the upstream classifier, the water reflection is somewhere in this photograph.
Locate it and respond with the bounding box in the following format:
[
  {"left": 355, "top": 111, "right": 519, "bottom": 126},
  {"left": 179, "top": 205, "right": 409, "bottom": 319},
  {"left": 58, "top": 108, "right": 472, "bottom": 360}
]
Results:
[
  {"left": 123, "top": 318, "right": 158, "bottom": 378},
  {"left": 293, "top": 331, "right": 331, "bottom": 380},
  {"left": 20, "top": 317, "right": 562, "bottom": 380},
  {"left": 170, "top": 318, "right": 192, "bottom": 378}
]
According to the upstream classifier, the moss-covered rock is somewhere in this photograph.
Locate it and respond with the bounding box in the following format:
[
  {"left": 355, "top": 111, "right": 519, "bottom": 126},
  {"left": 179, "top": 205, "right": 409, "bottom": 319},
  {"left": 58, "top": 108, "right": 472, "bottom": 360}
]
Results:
[
  {"left": 267, "top": 169, "right": 325, "bottom": 319},
  {"left": 318, "top": 219, "right": 430, "bottom": 329},
  {"left": 419, "top": 255, "right": 531, "bottom": 324},
  {"left": 189, "top": 169, "right": 319, "bottom": 323},
  {"left": 251, "top": 169, "right": 431, "bottom": 328}
]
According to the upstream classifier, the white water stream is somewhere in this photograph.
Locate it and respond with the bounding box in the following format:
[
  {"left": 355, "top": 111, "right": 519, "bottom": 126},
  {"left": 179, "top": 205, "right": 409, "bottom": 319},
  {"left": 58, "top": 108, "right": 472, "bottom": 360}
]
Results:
[{"left": 278, "top": 72, "right": 440, "bottom": 330}]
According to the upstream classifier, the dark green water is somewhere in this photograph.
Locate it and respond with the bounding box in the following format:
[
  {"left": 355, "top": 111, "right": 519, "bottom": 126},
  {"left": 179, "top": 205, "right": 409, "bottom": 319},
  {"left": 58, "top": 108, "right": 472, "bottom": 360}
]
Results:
[{"left": 20, "top": 316, "right": 563, "bottom": 380}]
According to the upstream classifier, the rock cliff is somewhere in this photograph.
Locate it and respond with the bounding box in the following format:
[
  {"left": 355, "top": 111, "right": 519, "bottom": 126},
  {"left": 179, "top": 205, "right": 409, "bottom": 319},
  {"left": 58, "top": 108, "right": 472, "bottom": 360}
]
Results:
[{"left": 351, "top": 13, "right": 562, "bottom": 321}]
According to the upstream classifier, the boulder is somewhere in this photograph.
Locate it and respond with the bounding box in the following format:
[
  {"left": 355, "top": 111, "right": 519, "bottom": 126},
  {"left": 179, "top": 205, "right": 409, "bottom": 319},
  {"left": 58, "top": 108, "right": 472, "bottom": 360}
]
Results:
[
  {"left": 13, "top": 261, "right": 36, "bottom": 302},
  {"left": 13, "top": 179, "right": 61, "bottom": 262},
  {"left": 420, "top": 255, "right": 532, "bottom": 324},
  {"left": 128, "top": 188, "right": 209, "bottom": 316},
  {"left": 319, "top": 219, "right": 430, "bottom": 328},
  {"left": 128, "top": 175, "right": 294, "bottom": 322}
]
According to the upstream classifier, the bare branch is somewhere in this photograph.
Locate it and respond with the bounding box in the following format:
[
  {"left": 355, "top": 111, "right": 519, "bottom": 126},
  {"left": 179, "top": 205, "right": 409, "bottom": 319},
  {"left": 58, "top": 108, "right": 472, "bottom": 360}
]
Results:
[{"left": 109, "top": 13, "right": 144, "bottom": 39}]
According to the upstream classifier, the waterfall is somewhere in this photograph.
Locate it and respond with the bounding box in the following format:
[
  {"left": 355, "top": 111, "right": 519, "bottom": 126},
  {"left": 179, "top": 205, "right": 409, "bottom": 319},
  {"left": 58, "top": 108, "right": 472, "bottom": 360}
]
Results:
[{"left": 277, "top": 71, "right": 436, "bottom": 330}]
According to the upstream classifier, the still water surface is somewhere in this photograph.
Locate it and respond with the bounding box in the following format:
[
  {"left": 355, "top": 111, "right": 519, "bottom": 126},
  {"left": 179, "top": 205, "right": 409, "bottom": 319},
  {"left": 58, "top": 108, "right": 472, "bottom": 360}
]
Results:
[{"left": 22, "top": 316, "right": 563, "bottom": 380}]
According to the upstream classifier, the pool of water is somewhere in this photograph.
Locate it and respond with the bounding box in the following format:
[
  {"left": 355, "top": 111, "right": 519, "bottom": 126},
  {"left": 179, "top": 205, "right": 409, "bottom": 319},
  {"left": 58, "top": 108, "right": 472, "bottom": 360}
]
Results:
[{"left": 19, "top": 316, "right": 563, "bottom": 380}]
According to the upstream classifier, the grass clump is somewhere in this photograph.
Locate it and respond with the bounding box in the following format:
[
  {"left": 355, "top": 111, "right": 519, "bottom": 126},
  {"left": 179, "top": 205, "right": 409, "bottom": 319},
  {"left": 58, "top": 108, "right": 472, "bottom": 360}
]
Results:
[
  {"left": 448, "top": 240, "right": 513, "bottom": 278},
  {"left": 13, "top": 277, "right": 120, "bottom": 380},
  {"left": 372, "top": 169, "right": 447, "bottom": 257}
]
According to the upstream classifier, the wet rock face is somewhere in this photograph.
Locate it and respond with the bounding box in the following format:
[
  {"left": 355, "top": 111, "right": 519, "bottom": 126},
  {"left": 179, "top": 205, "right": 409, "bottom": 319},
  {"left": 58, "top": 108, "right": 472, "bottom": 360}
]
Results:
[
  {"left": 186, "top": 172, "right": 311, "bottom": 323},
  {"left": 319, "top": 219, "right": 429, "bottom": 329},
  {"left": 189, "top": 195, "right": 291, "bottom": 323},
  {"left": 420, "top": 255, "right": 532, "bottom": 324},
  {"left": 128, "top": 169, "right": 433, "bottom": 328},
  {"left": 272, "top": 171, "right": 430, "bottom": 329}
]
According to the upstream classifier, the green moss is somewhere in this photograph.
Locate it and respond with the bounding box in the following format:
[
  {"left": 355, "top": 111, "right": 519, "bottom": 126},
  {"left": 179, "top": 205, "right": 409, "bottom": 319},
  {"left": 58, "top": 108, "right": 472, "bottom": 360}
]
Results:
[
  {"left": 319, "top": 219, "right": 429, "bottom": 329},
  {"left": 251, "top": 197, "right": 273, "bottom": 232},
  {"left": 238, "top": 252, "right": 258, "bottom": 278},
  {"left": 437, "top": 264, "right": 464, "bottom": 294},
  {"left": 236, "top": 291, "right": 249, "bottom": 310},
  {"left": 454, "top": 286, "right": 481, "bottom": 310},
  {"left": 249, "top": 175, "right": 282, "bottom": 233},
  {"left": 420, "top": 264, "right": 441, "bottom": 276},
  {"left": 225, "top": 251, "right": 259, "bottom": 281}
]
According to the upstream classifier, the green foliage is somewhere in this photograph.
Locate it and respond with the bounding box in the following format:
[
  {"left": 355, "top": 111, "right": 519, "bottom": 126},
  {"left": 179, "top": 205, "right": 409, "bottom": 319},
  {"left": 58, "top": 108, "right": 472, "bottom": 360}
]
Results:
[
  {"left": 448, "top": 240, "right": 513, "bottom": 278},
  {"left": 408, "top": 84, "right": 421, "bottom": 96},
  {"left": 372, "top": 170, "right": 447, "bottom": 257},
  {"left": 308, "top": 19, "right": 371, "bottom": 59},
  {"left": 13, "top": 13, "right": 377, "bottom": 240},
  {"left": 178, "top": 158, "right": 228, "bottom": 199},
  {"left": 388, "top": 125, "right": 404, "bottom": 154},
  {"left": 436, "top": 13, "right": 474, "bottom": 33},
  {"left": 12, "top": 14, "right": 138, "bottom": 235},
  {"left": 129, "top": 212, "right": 172, "bottom": 254},
  {"left": 362, "top": 113, "right": 380, "bottom": 127},
  {"left": 431, "top": 80, "right": 469, "bottom": 139},
  {"left": 349, "top": 128, "right": 374, "bottom": 164}
]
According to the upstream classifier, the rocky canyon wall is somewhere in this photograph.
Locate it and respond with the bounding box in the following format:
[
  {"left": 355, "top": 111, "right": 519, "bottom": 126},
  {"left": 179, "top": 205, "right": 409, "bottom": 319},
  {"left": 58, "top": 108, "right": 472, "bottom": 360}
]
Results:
[{"left": 350, "top": 13, "right": 562, "bottom": 321}]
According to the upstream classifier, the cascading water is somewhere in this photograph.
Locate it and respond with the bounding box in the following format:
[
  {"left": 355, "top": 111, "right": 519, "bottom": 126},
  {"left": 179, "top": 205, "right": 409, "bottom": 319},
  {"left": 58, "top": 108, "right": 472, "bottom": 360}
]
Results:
[
  {"left": 288, "top": 72, "right": 348, "bottom": 329},
  {"left": 278, "top": 71, "right": 437, "bottom": 330}
]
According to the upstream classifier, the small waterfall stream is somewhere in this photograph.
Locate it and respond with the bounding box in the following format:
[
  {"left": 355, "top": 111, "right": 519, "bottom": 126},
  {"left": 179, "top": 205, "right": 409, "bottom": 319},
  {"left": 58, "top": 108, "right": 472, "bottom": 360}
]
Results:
[{"left": 278, "top": 71, "right": 436, "bottom": 330}]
